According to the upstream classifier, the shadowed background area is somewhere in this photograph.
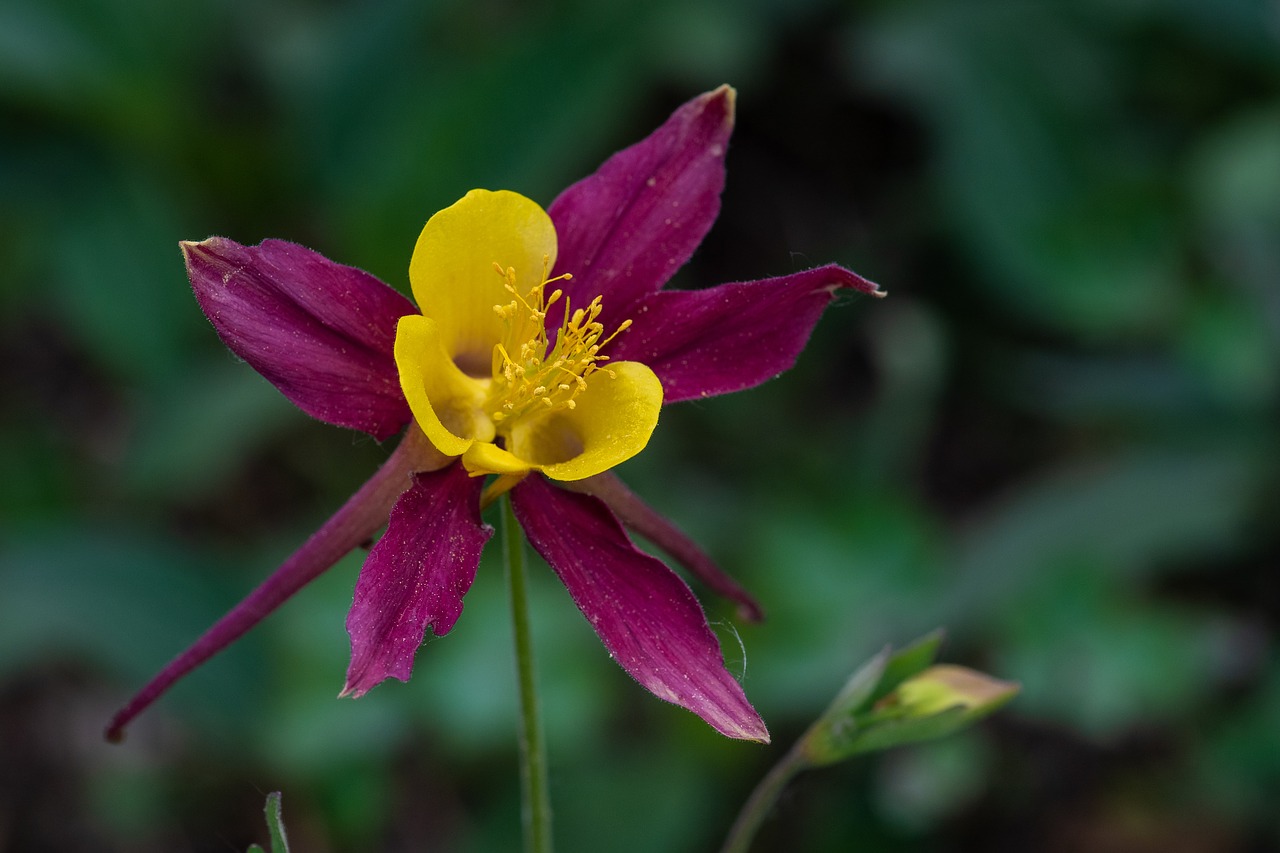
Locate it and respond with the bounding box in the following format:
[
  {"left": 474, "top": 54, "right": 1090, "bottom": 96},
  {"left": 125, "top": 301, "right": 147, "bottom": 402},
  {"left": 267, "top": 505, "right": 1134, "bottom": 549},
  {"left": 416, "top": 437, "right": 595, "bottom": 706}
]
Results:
[{"left": 2, "top": 0, "right": 1278, "bottom": 850}]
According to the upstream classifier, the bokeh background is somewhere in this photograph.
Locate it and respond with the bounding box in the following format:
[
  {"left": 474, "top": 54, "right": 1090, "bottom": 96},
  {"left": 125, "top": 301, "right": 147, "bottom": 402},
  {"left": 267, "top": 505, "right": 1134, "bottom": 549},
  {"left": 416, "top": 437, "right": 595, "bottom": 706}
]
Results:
[{"left": 3, "top": 0, "right": 1279, "bottom": 850}]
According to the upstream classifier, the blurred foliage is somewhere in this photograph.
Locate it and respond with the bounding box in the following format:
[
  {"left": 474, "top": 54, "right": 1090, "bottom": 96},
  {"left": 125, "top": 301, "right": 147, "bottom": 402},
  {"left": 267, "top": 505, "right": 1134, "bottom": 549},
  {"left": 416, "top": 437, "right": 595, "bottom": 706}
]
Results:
[{"left": 1, "top": 0, "right": 1278, "bottom": 850}]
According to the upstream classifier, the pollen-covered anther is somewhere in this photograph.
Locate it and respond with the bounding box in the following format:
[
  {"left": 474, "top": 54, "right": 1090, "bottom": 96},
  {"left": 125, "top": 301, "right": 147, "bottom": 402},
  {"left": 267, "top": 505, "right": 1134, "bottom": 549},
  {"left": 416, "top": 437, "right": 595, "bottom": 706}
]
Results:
[{"left": 483, "top": 258, "right": 631, "bottom": 429}]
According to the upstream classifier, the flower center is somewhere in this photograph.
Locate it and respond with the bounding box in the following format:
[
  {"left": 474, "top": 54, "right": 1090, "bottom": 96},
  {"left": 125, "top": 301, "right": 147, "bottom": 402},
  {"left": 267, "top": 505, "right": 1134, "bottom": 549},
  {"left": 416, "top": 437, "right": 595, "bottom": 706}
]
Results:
[{"left": 486, "top": 258, "right": 631, "bottom": 428}]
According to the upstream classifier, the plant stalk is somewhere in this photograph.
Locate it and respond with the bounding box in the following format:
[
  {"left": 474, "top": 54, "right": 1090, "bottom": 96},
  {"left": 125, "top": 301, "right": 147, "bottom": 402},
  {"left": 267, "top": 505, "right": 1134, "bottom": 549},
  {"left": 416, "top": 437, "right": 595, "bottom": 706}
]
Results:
[
  {"left": 720, "top": 743, "right": 809, "bottom": 853},
  {"left": 503, "top": 496, "right": 553, "bottom": 853}
]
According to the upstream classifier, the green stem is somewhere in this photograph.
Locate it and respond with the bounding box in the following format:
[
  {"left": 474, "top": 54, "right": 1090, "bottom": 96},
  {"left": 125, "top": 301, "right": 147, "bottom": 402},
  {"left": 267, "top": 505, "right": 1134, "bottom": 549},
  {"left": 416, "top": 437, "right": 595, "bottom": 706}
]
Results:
[
  {"left": 719, "top": 743, "right": 809, "bottom": 853},
  {"left": 503, "top": 496, "right": 553, "bottom": 853}
]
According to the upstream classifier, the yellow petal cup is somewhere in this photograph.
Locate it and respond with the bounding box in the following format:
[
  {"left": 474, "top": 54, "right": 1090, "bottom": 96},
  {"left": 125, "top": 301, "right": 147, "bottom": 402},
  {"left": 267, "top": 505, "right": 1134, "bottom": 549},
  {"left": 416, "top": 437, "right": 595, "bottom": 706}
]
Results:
[{"left": 395, "top": 189, "right": 663, "bottom": 484}]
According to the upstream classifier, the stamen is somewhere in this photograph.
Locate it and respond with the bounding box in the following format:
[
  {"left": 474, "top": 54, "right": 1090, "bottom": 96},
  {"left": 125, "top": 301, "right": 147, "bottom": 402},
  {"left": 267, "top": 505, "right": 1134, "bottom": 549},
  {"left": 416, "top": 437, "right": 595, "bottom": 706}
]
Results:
[{"left": 484, "top": 258, "right": 630, "bottom": 428}]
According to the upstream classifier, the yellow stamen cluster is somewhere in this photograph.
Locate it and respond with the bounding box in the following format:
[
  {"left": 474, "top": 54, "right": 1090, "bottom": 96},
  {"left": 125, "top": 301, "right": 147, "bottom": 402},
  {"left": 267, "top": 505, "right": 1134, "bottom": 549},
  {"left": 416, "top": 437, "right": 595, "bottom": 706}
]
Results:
[{"left": 487, "top": 257, "right": 632, "bottom": 425}]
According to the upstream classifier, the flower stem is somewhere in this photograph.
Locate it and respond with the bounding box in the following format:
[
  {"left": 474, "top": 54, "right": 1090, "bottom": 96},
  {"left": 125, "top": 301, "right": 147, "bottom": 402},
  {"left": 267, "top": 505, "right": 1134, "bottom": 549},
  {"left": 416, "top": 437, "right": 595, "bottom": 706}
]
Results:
[
  {"left": 719, "top": 743, "right": 809, "bottom": 853},
  {"left": 503, "top": 495, "right": 553, "bottom": 853}
]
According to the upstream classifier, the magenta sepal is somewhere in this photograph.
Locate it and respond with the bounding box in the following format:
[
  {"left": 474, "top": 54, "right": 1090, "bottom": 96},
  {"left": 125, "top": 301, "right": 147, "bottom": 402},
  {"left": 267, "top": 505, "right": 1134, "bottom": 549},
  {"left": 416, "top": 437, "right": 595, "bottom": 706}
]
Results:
[
  {"left": 183, "top": 237, "right": 415, "bottom": 441},
  {"left": 511, "top": 475, "right": 769, "bottom": 743},
  {"left": 343, "top": 463, "right": 492, "bottom": 697},
  {"left": 105, "top": 435, "right": 427, "bottom": 742},
  {"left": 612, "top": 264, "right": 884, "bottom": 403},
  {"left": 566, "top": 471, "right": 764, "bottom": 622},
  {"left": 548, "top": 86, "right": 734, "bottom": 331}
]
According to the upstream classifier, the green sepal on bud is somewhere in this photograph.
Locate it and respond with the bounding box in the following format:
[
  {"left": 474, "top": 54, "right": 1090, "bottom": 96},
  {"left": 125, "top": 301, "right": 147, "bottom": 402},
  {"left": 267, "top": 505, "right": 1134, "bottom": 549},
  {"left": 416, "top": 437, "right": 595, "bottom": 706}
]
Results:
[
  {"left": 799, "top": 631, "right": 1018, "bottom": 767},
  {"left": 721, "top": 631, "right": 1017, "bottom": 853}
]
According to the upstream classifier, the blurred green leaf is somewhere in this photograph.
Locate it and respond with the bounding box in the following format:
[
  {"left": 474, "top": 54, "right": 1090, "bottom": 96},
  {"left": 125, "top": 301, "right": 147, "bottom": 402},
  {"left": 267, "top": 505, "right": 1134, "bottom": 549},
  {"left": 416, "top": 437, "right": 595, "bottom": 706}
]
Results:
[
  {"left": 1201, "top": 661, "right": 1280, "bottom": 821},
  {"left": 855, "top": 0, "right": 1183, "bottom": 337},
  {"left": 50, "top": 171, "right": 202, "bottom": 385},
  {"left": 947, "top": 447, "right": 1262, "bottom": 615},
  {"left": 122, "top": 360, "right": 299, "bottom": 500},
  {"left": 0, "top": 526, "right": 267, "bottom": 736},
  {"left": 1187, "top": 105, "right": 1280, "bottom": 309},
  {"left": 874, "top": 732, "right": 992, "bottom": 830},
  {"left": 993, "top": 559, "right": 1229, "bottom": 736}
]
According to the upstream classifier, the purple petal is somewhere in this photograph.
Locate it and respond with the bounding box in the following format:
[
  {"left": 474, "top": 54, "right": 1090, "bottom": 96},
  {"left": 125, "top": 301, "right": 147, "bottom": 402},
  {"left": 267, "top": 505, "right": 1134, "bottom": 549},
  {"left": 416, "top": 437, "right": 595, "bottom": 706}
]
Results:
[
  {"left": 343, "top": 462, "right": 492, "bottom": 696},
  {"left": 511, "top": 476, "right": 768, "bottom": 742},
  {"left": 548, "top": 86, "right": 734, "bottom": 326},
  {"left": 106, "top": 432, "right": 428, "bottom": 742},
  {"left": 612, "top": 264, "right": 884, "bottom": 403},
  {"left": 184, "top": 237, "right": 416, "bottom": 440},
  {"left": 566, "top": 472, "right": 763, "bottom": 622}
]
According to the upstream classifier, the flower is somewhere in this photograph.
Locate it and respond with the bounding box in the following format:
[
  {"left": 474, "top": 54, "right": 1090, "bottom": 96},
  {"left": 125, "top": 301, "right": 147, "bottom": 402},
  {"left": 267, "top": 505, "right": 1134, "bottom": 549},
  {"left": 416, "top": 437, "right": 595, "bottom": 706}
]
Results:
[
  {"left": 392, "top": 188, "right": 663, "bottom": 487},
  {"left": 105, "top": 86, "right": 882, "bottom": 745}
]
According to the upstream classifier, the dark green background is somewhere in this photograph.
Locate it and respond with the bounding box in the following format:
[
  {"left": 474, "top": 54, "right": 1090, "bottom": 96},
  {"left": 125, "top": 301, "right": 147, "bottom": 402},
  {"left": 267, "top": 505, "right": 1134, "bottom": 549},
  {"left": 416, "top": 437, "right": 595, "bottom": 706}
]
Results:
[{"left": 2, "top": 0, "right": 1278, "bottom": 850}]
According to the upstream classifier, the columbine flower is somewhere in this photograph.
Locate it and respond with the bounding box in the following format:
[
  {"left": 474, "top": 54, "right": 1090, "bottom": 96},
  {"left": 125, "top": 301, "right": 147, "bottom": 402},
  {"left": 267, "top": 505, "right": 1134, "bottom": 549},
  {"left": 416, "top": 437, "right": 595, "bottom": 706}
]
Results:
[{"left": 106, "top": 86, "right": 882, "bottom": 744}]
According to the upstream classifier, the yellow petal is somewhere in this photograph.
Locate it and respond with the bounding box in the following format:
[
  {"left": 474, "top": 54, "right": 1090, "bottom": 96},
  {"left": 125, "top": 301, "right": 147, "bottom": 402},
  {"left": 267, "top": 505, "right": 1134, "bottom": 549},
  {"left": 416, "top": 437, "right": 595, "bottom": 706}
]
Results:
[
  {"left": 409, "top": 189, "right": 557, "bottom": 373},
  {"left": 507, "top": 361, "right": 663, "bottom": 481},
  {"left": 462, "top": 442, "right": 532, "bottom": 477},
  {"left": 394, "top": 314, "right": 493, "bottom": 457}
]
